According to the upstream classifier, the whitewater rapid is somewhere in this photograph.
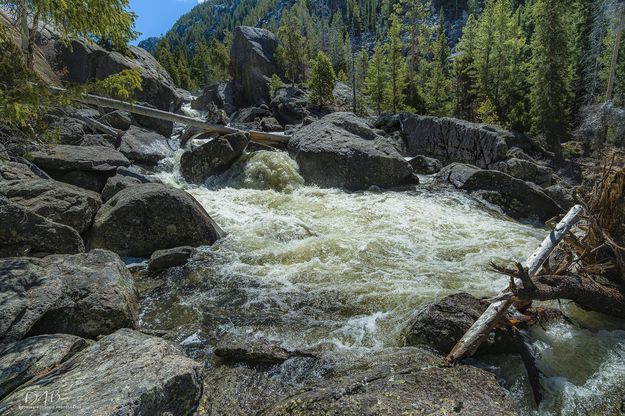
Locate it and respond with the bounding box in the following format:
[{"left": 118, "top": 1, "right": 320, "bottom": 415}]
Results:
[{"left": 148, "top": 148, "right": 625, "bottom": 415}]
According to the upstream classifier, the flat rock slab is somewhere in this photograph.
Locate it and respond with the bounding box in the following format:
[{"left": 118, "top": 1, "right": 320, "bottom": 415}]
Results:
[
  {"left": 0, "top": 179, "right": 101, "bottom": 233},
  {"left": 148, "top": 246, "right": 194, "bottom": 272},
  {"left": 0, "top": 197, "right": 85, "bottom": 256},
  {"left": 0, "top": 250, "right": 138, "bottom": 345},
  {"left": 0, "top": 329, "right": 203, "bottom": 415},
  {"left": 88, "top": 183, "right": 224, "bottom": 257},
  {"left": 30, "top": 145, "right": 130, "bottom": 172},
  {"left": 0, "top": 334, "right": 89, "bottom": 400}
]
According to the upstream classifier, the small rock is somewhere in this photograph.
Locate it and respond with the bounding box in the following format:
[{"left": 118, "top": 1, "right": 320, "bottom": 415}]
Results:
[
  {"left": 148, "top": 246, "right": 194, "bottom": 272},
  {"left": 408, "top": 155, "right": 443, "bottom": 175},
  {"left": 260, "top": 117, "right": 283, "bottom": 132},
  {"left": 99, "top": 110, "right": 132, "bottom": 130}
]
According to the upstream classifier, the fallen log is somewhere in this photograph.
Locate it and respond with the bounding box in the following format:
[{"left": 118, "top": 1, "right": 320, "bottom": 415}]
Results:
[
  {"left": 50, "top": 87, "right": 290, "bottom": 147},
  {"left": 447, "top": 204, "right": 584, "bottom": 362}
]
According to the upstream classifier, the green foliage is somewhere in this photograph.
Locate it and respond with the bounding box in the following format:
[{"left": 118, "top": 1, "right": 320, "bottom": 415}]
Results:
[
  {"left": 365, "top": 43, "right": 387, "bottom": 115},
  {"left": 308, "top": 51, "right": 337, "bottom": 108},
  {"left": 270, "top": 73, "right": 285, "bottom": 97},
  {"left": 599, "top": 25, "right": 625, "bottom": 106},
  {"left": 191, "top": 39, "right": 230, "bottom": 87},
  {"left": 89, "top": 68, "right": 142, "bottom": 101},
  {"left": 353, "top": 48, "right": 370, "bottom": 115},
  {"left": 423, "top": 9, "right": 453, "bottom": 116},
  {"left": 454, "top": 14, "right": 479, "bottom": 120},
  {"left": 276, "top": 9, "right": 307, "bottom": 84},
  {"left": 384, "top": 14, "right": 408, "bottom": 113}
]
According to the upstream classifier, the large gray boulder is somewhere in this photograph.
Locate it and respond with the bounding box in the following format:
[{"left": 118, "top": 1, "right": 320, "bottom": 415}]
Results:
[
  {"left": 0, "top": 197, "right": 84, "bottom": 256},
  {"left": 261, "top": 348, "right": 517, "bottom": 416},
  {"left": 88, "top": 184, "right": 224, "bottom": 257},
  {"left": 230, "top": 26, "right": 280, "bottom": 107},
  {"left": 180, "top": 133, "right": 249, "bottom": 183},
  {"left": 191, "top": 81, "right": 236, "bottom": 115},
  {"left": 0, "top": 334, "right": 89, "bottom": 400},
  {"left": 0, "top": 179, "right": 101, "bottom": 233},
  {"left": 56, "top": 40, "right": 182, "bottom": 112},
  {"left": 437, "top": 163, "right": 562, "bottom": 221},
  {"left": 0, "top": 250, "right": 138, "bottom": 345},
  {"left": 29, "top": 145, "right": 130, "bottom": 173},
  {"left": 0, "top": 329, "right": 203, "bottom": 416},
  {"left": 119, "top": 126, "right": 174, "bottom": 165},
  {"left": 399, "top": 114, "right": 509, "bottom": 168},
  {"left": 489, "top": 157, "right": 553, "bottom": 187},
  {"left": 288, "top": 112, "right": 414, "bottom": 190}
]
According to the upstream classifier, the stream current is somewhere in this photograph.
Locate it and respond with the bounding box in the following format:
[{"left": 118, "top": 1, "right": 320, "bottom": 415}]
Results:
[{"left": 143, "top": 135, "right": 625, "bottom": 415}]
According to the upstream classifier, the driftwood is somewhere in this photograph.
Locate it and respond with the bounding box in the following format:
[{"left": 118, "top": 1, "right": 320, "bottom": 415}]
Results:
[
  {"left": 447, "top": 205, "right": 584, "bottom": 362},
  {"left": 50, "top": 87, "right": 290, "bottom": 147}
]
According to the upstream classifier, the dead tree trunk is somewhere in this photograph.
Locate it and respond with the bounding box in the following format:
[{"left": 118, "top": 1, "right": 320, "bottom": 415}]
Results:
[{"left": 447, "top": 205, "right": 584, "bottom": 362}]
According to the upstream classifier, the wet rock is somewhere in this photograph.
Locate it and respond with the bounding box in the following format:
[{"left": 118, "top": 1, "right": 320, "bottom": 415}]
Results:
[
  {"left": 409, "top": 155, "right": 443, "bottom": 175},
  {"left": 133, "top": 102, "right": 174, "bottom": 137},
  {"left": 0, "top": 250, "right": 137, "bottom": 345},
  {"left": 262, "top": 348, "right": 517, "bottom": 416},
  {"left": 56, "top": 40, "right": 183, "bottom": 111},
  {"left": 0, "top": 179, "right": 101, "bottom": 233},
  {"left": 0, "top": 329, "right": 203, "bottom": 415},
  {"left": 288, "top": 112, "right": 414, "bottom": 190},
  {"left": 214, "top": 333, "right": 315, "bottom": 364},
  {"left": 0, "top": 334, "right": 89, "bottom": 399},
  {"left": 403, "top": 293, "right": 515, "bottom": 355},
  {"left": 490, "top": 157, "right": 553, "bottom": 187},
  {"left": 0, "top": 197, "right": 84, "bottom": 256},
  {"left": 231, "top": 107, "right": 272, "bottom": 124},
  {"left": 436, "top": 163, "right": 562, "bottom": 221},
  {"left": 269, "top": 87, "right": 311, "bottom": 126},
  {"left": 99, "top": 110, "right": 132, "bottom": 131},
  {"left": 399, "top": 114, "right": 509, "bottom": 168},
  {"left": 101, "top": 174, "right": 143, "bottom": 202},
  {"left": 148, "top": 246, "right": 194, "bottom": 272},
  {"left": 230, "top": 26, "right": 280, "bottom": 107},
  {"left": 80, "top": 134, "right": 118, "bottom": 148},
  {"left": 88, "top": 183, "right": 224, "bottom": 257},
  {"left": 29, "top": 145, "right": 130, "bottom": 172},
  {"left": 180, "top": 133, "right": 249, "bottom": 183},
  {"left": 119, "top": 126, "right": 174, "bottom": 165},
  {"left": 191, "top": 81, "right": 236, "bottom": 115}
]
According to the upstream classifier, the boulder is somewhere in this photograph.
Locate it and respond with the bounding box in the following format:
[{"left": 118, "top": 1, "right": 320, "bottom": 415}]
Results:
[
  {"left": 0, "top": 334, "right": 89, "bottom": 400},
  {"left": 180, "top": 133, "right": 249, "bottom": 183},
  {"left": 214, "top": 333, "right": 315, "bottom": 364},
  {"left": 148, "top": 246, "right": 195, "bottom": 272},
  {"left": 191, "top": 81, "right": 236, "bottom": 115},
  {"left": 0, "top": 250, "right": 137, "bottom": 345},
  {"left": 269, "top": 86, "right": 311, "bottom": 125},
  {"left": 288, "top": 112, "right": 414, "bottom": 190},
  {"left": 119, "top": 126, "right": 174, "bottom": 165},
  {"left": 101, "top": 174, "right": 144, "bottom": 202},
  {"left": 544, "top": 184, "right": 576, "bottom": 210},
  {"left": 99, "top": 110, "right": 132, "bottom": 131},
  {"left": 260, "top": 117, "right": 283, "bottom": 132},
  {"left": 133, "top": 102, "right": 174, "bottom": 137},
  {"left": 0, "top": 161, "right": 40, "bottom": 181},
  {"left": 49, "top": 170, "right": 109, "bottom": 193},
  {"left": 262, "top": 348, "right": 517, "bottom": 416},
  {"left": 56, "top": 40, "right": 182, "bottom": 112},
  {"left": 0, "top": 329, "right": 203, "bottom": 416},
  {"left": 0, "top": 179, "right": 101, "bottom": 233},
  {"left": 88, "top": 184, "right": 224, "bottom": 257},
  {"left": 403, "top": 293, "right": 515, "bottom": 355},
  {"left": 490, "top": 158, "right": 553, "bottom": 187},
  {"left": 47, "top": 116, "right": 89, "bottom": 145},
  {"left": 29, "top": 145, "right": 130, "bottom": 172},
  {"left": 230, "top": 107, "right": 272, "bottom": 124},
  {"left": 80, "top": 134, "right": 118, "bottom": 148},
  {"left": 399, "top": 114, "right": 509, "bottom": 168},
  {"left": 408, "top": 155, "right": 443, "bottom": 175},
  {"left": 436, "top": 163, "right": 562, "bottom": 221},
  {"left": 230, "top": 26, "right": 280, "bottom": 107},
  {"left": 0, "top": 197, "right": 84, "bottom": 256}
]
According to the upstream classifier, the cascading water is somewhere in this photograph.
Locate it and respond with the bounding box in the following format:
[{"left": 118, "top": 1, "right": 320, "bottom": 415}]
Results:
[{"left": 145, "top": 149, "right": 625, "bottom": 415}]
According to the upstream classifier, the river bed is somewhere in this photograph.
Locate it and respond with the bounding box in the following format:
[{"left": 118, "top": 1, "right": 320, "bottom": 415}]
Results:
[{"left": 143, "top": 149, "right": 625, "bottom": 415}]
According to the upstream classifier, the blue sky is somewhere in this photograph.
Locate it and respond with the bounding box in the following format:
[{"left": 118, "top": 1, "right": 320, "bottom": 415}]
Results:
[{"left": 130, "top": 0, "right": 204, "bottom": 44}]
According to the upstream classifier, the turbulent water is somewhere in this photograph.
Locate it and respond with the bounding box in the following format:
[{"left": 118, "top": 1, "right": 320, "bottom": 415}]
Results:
[{"left": 148, "top": 148, "right": 625, "bottom": 415}]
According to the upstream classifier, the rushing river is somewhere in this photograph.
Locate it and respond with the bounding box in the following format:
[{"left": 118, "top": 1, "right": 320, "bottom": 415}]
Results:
[{"left": 146, "top": 148, "right": 625, "bottom": 415}]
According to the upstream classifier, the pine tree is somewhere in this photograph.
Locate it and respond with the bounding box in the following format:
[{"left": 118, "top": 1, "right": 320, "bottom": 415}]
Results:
[
  {"left": 365, "top": 43, "right": 387, "bottom": 115},
  {"left": 309, "top": 51, "right": 337, "bottom": 107},
  {"left": 191, "top": 41, "right": 212, "bottom": 87},
  {"left": 384, "top": 14, "right": 408, "bottom": 113},
  {"left": 354, "top": 48, "right": 370, "bottom": 115},
  {"left": 276, "top": 9, "right": 307, "bottom": 85},
  {"left": 530, "top": 0, "right": 572, "bottom": 160},
  {"left": 402, "top": 0, "right": 432, "bottom": 111},
  {"left": 423, "top": 9, "right": 453, "bottom": 116},
  {"left": 454, "top": 14, "right": 479, "bottom": 120}
]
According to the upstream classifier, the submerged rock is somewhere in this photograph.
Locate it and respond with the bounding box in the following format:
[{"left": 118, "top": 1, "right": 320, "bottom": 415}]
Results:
[
  {"left": 288, "top": 112, "right": 414, "bottom": 190},
  {"left": 0, "top": 197, "right": 84, "bottom": 256},
  {"left": 436, "top": 163, "right": 562, "bottom": 221},
  {"left": 0, "top": 178, "right": 101, "bottom": 233},
  {"left": 0, "top": 250, "right": 137, "bottom": 345},
  {"left": 148, "top": 246, "right": 195, "bottom": 272},
  {"left": 0, "top": 334, "right": 89, "bottom": 400},
  {"left": 180, "top": 133, "right": 249, "bottom": 183},
  {"left": 88, "top": 183, "right": 224, "bottom": 257},
  {"left": 400, "top": 114, "right": 509, "bottom": 168},
  {"left": 0, "top": 329, "right": 203, "bottom": 415},
  {"left": 214, "top": 333, "right": 316, "bottom": 364},
  {"left": 261, "top": 348, "right": 517, "bottom": 415}
]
